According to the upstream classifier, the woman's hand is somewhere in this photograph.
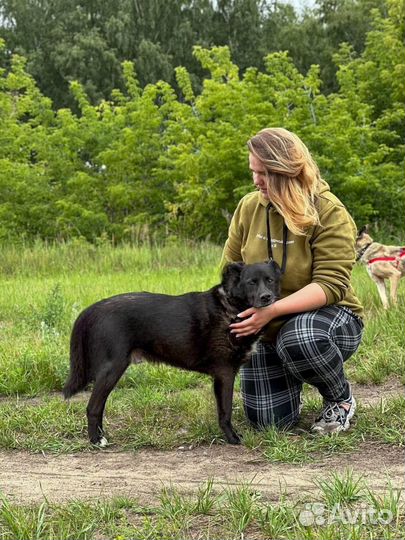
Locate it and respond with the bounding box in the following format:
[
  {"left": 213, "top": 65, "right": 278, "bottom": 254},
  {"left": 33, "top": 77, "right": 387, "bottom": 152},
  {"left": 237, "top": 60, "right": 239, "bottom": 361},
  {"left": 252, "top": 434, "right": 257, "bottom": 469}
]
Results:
[
  {"left": 230, "top": 304, "right": 276, "bottom": 338},
  {"left": 229, "top": 283, "right": 328, "bottom": 338}
]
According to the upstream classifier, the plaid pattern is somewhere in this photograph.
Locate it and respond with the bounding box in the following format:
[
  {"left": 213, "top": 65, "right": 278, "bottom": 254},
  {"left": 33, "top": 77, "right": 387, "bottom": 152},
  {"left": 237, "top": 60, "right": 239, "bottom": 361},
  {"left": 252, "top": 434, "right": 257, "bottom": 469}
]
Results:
[{"left": 240, "top": 306, "right": 364, "bottom": 429}]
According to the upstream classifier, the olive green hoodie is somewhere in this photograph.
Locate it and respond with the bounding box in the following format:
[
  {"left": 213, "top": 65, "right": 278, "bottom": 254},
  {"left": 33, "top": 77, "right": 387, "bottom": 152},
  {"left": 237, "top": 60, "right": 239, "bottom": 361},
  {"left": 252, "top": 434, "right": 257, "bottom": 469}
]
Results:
[{"left": 221, "top": 180, "right": 364, "bottom": 342}]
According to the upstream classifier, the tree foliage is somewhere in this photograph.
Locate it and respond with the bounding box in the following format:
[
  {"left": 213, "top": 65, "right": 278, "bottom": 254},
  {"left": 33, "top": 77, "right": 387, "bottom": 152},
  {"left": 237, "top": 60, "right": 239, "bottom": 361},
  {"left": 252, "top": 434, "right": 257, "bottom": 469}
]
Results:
[
  {"left": 0, "top": 0, "right": 403, "bottom": 243},
  {"left": 0, "top": 0, "right": 386, "bottom": 108}
]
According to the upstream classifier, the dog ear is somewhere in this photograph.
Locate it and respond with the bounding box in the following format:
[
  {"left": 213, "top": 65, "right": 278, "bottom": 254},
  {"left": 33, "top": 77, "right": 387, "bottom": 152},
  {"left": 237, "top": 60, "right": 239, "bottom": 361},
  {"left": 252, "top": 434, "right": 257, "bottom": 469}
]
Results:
[
  {"left": 358, "top": 224, "right": 369, "bottom": 236},
  {"left": 221, "top": 262, "right": 244, "bottom": 291},
  {"left": 267, "top": 259, "right": 282, "bottom": 278}
]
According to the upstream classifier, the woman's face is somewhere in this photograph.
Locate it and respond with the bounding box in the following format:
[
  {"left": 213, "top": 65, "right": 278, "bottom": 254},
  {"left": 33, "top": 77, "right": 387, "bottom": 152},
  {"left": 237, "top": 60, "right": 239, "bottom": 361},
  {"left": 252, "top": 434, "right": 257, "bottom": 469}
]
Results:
[{"left": 249, "top": 153, "right": 269, "bottom": 199}]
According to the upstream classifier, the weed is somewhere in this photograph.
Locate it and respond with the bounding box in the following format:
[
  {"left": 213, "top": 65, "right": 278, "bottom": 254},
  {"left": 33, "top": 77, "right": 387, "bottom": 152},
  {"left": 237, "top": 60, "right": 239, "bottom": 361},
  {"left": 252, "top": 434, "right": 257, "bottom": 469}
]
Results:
[
  {"left": 257, "top": 502, "right": 296, "bottom": 538},
  {"left": 41, "top": 284, "right": 66, "bottom": 332},
  {"left": 222, "top": 482, "right": 262, "bottom": 535},
  {"left": 193, "top": 479, "right": 216, "bottom": 515},
  {"left": 159, "top": 485, "right": 193, "bottom": 531},
  {"left": 315, "top": 469, "right": 365, "bottom": 506}
]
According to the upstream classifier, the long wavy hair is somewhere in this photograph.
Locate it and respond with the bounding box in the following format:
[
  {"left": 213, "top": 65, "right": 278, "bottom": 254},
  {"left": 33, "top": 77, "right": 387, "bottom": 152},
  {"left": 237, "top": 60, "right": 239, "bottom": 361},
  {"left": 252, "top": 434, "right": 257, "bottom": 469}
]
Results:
[{"left": 247, "top": 127, "right": 321, "bottom": 235}]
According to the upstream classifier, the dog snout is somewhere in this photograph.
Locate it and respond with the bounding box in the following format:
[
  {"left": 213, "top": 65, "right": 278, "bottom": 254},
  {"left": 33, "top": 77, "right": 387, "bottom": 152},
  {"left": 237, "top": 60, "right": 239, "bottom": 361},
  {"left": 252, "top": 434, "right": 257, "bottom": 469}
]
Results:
[
  {"left": 260, "top": 293, "right": 273, "bottom": 304},
  {"left": 253, "top": 288, "right": 276, "bottom": 307}
]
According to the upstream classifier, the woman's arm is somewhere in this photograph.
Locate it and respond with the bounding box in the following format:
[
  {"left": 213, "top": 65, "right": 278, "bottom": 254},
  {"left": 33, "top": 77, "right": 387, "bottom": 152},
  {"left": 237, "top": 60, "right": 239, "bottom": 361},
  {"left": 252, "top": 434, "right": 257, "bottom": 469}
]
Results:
[{"left": 230, "top": 283, "right": 327, "bottom": 337}]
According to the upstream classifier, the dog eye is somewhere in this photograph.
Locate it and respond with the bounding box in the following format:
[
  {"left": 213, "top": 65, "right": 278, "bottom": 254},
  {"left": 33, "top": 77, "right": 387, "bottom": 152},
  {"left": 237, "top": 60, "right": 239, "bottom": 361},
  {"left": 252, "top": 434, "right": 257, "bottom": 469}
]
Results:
[
  {"left": 249, "top": 279, "right": 257, "bottom": 285},
  {"left": 266, "top": 278, "right": 273, "bottom": 283}
]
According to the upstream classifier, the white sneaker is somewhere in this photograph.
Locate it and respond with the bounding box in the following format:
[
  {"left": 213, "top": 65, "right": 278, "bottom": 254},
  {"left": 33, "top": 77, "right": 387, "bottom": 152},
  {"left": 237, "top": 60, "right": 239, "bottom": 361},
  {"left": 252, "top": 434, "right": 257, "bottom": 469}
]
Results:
[{"left": 311, "top": 395, "right": 356, "bottom": 434}]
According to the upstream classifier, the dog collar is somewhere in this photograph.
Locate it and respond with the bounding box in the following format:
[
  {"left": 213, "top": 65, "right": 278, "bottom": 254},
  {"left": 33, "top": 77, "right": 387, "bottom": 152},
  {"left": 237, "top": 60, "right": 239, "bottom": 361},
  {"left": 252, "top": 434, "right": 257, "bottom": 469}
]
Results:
[{"left": 357, "top": 242, "right": 373, "bottom": 261}]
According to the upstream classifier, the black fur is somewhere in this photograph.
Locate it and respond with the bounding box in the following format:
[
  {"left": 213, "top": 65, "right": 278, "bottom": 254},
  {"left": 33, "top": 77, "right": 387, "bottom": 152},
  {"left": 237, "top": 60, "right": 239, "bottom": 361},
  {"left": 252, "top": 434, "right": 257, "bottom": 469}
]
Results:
[{"left": 63, "top": 261, "right": 281, "bottom": 445}]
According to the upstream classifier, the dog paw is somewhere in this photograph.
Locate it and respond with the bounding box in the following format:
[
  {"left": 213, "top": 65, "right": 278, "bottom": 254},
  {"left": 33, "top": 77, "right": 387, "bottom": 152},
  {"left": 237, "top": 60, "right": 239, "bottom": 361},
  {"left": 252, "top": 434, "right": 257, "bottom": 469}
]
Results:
[
  {"left": 91, "top": 436, "right": 108, "bottom": 448},
  {"left": 226, "top": 432, "right": 241, "bottom": 445},
  {"left": 98, "top": 436, "right": 108, "bottom": 448}
]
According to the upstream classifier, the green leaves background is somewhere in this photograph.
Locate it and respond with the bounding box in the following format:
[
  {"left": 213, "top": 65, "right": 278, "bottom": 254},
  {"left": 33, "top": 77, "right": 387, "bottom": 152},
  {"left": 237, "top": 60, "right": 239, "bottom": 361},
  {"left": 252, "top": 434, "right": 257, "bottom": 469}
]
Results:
[{"left": 0, "top": 0, "right": 403, "bottom": 243}]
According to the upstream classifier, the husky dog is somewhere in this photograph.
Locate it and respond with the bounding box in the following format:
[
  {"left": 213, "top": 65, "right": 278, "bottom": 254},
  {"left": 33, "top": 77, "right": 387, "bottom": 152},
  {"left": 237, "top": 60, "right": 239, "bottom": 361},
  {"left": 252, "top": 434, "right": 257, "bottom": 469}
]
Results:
[{"left": 356, "top": 225, "right": 405, "bottom": 308}]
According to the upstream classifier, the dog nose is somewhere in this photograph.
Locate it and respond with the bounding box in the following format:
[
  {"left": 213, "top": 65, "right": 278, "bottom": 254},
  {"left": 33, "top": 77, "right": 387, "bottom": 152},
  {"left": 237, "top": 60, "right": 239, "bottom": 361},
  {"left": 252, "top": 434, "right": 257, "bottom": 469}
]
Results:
[{"left": 260, "top": 293, "right": 272, "bottom": 304}]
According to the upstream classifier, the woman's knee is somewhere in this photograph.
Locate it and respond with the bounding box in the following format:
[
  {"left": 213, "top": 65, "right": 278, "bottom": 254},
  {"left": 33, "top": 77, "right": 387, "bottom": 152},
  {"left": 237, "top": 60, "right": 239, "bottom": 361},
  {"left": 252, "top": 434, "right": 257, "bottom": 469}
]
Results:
[
  {"left": 240, "top": 340, "right": 302, "bottom": 430},
  {"left": 245, "top": 406, "right": 300, "bottom": 430},
  {"left": 276, "top": 307, "right": 363, "bottom": 366},
  {"left": 276, "top": 316, "right": 330, "bottom": 365},
  {"left": 242, "top": 388, "right": 302, "bottom": 430}
]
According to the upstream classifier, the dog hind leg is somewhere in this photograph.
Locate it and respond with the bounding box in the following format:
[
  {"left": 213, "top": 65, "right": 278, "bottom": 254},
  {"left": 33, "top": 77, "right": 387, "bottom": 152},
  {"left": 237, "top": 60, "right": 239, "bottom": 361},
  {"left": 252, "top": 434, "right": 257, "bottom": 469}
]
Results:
[
  {"left": 86, "top": 359, "right": 130, "bottom": 446},
  {"left": 213, "top": 371, "right": 240, "bottom": 444}
]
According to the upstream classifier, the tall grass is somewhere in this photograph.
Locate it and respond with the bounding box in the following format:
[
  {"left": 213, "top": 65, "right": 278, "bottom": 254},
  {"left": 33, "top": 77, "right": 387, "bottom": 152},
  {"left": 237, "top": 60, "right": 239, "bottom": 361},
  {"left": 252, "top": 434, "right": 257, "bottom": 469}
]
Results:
[
  {"left": 0, "top": 240, "right": 224, "bottom": 396},
  {"left": 1, "top": 240, "right": 404, "bottom": 395},
  {"left": 0, "top": 239, "right": 222, "bottom": 278}
]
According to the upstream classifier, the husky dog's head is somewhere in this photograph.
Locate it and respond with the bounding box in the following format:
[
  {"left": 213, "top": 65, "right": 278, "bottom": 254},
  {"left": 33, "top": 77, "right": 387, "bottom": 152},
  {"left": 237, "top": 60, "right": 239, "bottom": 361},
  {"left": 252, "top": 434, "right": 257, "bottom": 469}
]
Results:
[{"left": 355, "top": 225, "right": 374, "bottom": 260}]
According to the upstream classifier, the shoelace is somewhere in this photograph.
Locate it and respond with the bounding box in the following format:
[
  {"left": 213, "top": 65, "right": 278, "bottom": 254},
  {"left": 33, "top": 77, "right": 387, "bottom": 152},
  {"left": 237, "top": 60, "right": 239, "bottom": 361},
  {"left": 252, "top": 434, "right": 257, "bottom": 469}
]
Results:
[{"left": 321, "top": 402, "right": 348, "bottom": 422}]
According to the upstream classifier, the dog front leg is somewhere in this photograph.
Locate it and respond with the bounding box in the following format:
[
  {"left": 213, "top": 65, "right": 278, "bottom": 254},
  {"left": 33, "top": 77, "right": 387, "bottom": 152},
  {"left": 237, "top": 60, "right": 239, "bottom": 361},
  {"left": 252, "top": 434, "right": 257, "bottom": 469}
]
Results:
[
  {"left": 389, "top": 272, "right": 401, "bottom": 306},
  {"left": 373, "top": 277, "right": 389, "bottom": 309},
  {"left": 213, "top": 372, "right": 241, "bottom": 444}
]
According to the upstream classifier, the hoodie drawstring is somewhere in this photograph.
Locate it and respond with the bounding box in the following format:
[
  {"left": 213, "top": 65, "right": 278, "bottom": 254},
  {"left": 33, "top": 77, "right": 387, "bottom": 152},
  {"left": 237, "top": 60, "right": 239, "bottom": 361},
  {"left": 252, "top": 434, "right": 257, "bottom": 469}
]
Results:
[{"left": 266, "top": 203, "right": 288, "bottom": 274}]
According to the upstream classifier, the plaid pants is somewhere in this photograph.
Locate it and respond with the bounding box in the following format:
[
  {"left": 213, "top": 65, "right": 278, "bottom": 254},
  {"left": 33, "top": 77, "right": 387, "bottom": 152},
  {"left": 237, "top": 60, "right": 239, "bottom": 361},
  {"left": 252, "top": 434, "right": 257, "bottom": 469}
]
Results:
[{"left": 240, "top": 305, "right": 364, "bottom": 429}]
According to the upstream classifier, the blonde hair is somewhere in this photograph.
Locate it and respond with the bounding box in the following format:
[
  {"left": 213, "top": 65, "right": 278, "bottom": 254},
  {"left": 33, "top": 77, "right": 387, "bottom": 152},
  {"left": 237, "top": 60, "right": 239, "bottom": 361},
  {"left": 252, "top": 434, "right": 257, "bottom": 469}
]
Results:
[{"left": 247, "top": 127, "right": 321, "bottom": 235}]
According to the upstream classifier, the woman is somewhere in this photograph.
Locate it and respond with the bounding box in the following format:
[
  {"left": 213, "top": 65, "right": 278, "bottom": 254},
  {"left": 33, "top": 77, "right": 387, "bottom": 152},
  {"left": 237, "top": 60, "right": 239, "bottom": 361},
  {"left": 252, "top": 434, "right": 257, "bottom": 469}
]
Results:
[{"left": 222, "top": 127, "right": 364, "bottom": 434}]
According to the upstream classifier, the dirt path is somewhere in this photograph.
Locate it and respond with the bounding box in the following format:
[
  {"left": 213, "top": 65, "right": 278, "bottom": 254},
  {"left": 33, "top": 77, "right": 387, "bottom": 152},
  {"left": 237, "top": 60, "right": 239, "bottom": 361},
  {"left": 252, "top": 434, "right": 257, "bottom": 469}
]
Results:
[
  {"left": 308, "top": 379, "right": 404, "bottom": 405},
  {"left": 1, "top": 442, "right": 403, "bottom": 506},
  {"left": 1, "top": 379, "right": 403, "bottom": 506}
]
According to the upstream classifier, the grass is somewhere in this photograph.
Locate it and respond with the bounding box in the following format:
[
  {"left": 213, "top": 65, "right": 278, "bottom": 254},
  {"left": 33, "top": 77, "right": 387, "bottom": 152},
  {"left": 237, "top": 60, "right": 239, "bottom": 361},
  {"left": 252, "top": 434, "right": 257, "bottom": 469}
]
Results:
[
  {"left": 0, "top": 240, "right": 403, "bottom": 397},
  {"left": 0, "top": 242, "right": 222, "bottom": 396},
  {"left": 0, "top": 474, "right": 403, "bottom": 540},
  {"left": 0, "top": 238, "right": 222, "bottom": 278},
  {"left": 0, "top": 240, "right": 403, "bottom": 455},
  {"left": 0, "top": 375, "right": 403, "bottom": 456},
  {"left": 315, "top": 469, "right": 365, "bottom": 506},
  {"left": 0, "top": 240, "right": 403, "bottom": 539}
]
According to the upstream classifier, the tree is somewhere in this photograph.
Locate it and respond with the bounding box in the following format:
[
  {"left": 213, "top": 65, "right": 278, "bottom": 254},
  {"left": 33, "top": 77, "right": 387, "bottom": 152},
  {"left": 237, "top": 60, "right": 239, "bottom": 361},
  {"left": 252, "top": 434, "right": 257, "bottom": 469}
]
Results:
[
  {"left": 328, "top": 0, "right": 405, "bottom": 232},
  {"left": 0, "top": 6, "right": 403, "bottom": 244},
  {"left": 0, "top": 0, "right": 388, "bottom": 108}
]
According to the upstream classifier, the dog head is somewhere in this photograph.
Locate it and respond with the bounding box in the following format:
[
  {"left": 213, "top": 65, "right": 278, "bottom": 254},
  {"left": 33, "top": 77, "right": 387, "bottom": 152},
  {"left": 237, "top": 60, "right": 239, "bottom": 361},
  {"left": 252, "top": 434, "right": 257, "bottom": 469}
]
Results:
[
  {"left": 355, "top": 225, "right": 374, "bottom": 260},
  {"left": 221, "top": 261, "right": 282, "bottom": 311}
]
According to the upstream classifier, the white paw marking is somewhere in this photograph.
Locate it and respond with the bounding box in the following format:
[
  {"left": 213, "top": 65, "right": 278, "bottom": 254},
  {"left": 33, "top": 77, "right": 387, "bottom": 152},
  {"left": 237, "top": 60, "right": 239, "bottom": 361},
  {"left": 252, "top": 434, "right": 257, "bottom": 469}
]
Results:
[{"left": 98, "top": 437, "right": 108, "bottom": 448}]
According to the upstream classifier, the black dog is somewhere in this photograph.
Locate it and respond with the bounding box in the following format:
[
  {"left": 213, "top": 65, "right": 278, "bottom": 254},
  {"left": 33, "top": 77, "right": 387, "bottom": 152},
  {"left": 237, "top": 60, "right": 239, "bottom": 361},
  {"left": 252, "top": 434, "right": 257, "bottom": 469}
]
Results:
[{"left": 63, "top": 261, "right": 281, "bottom": 445}]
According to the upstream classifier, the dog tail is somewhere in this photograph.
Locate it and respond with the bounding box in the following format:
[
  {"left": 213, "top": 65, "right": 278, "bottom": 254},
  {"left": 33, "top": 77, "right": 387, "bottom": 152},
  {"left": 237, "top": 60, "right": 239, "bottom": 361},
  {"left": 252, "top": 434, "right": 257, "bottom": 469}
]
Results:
[{"left": 63, "top": 313, "right": 91, "bottom": 398}]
